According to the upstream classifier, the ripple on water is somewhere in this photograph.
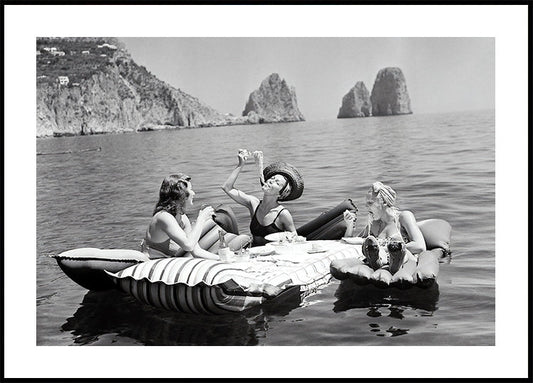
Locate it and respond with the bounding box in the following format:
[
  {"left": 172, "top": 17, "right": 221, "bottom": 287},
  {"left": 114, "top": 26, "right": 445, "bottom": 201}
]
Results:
[{"left": 36, "top": 111, "right": 495, "bottom": 346}]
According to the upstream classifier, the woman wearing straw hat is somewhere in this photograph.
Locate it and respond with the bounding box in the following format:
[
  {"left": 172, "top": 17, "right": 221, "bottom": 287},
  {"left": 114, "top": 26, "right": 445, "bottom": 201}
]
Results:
[
  {"left": 342, "top": 181, "right": 426, "bottom": 284},
  {"left": 222, "top": 150, "right": 304, "bottom": 247}
]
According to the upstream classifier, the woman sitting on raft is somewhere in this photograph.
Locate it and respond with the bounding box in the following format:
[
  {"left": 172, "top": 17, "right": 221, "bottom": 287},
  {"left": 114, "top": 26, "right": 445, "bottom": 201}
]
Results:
[
  {"left": 142, "top": 174, "right": 220, "bottom": 260},
  {"left": 343, "top": 181, "right": 426, "bottom": 283},
  {"left": 222, "top": 150, "right": 304, "bottom": 246}
]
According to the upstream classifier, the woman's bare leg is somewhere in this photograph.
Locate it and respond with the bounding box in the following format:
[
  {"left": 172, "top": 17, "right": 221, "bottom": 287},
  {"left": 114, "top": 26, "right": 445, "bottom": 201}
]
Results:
[
  {"left": 362, "top": 236, "right": 381, "bottom": 270},
  {"left": 388, "top": 240, "right": 406, "bottom": 274}
]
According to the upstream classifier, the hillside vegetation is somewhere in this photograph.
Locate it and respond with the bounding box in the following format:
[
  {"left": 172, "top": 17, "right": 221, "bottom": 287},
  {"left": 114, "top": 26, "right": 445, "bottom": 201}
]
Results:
[{"left": 36, "top": 37, "right": 251, "bottom": 137}]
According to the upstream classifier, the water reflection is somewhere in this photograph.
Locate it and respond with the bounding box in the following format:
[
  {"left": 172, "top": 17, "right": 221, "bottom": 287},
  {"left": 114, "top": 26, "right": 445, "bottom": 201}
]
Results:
[
  {"left": 333, "top": 279, "right": 440, "bottom": 313},
  {"left": 39, "top": 111, "right": 495, "bottom": 345},
  {"left": 61, "top": 286, "right": 304, "bottom": 346}
]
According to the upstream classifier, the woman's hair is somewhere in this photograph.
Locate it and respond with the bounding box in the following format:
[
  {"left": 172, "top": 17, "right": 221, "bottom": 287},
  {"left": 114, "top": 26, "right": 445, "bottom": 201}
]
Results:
[
  {"left": 371, "top": 181, "right": 397, "bottom": 207},
  {"left": 366, "top": 181, "right": 400, "bottom": 233},
  {"left": 277, "top": 175, "right": 292, "bottom": 201},
  {"left": 153, "top": 173, "right": 191, "bottom": 216}
]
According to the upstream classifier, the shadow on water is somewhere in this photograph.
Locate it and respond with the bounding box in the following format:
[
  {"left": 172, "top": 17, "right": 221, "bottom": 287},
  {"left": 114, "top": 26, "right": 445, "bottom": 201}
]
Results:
[
  {"left": 61, "top": 286, "right": 305, "bottom": 346},
  {"left": 333, "top": 279, "right": 440, "bottom": 314}
]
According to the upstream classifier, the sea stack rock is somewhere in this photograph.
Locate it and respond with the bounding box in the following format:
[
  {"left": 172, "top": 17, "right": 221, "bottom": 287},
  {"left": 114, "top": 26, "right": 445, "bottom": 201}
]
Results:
[
  {"left": 337, "top": 81, "right": 371, "bottom": 118},
  {"left": 370, "top": 67, "right": 412, "bottom": 116},
  {"left": 242, "top": 73, "right": 305, "bottom": 123}
]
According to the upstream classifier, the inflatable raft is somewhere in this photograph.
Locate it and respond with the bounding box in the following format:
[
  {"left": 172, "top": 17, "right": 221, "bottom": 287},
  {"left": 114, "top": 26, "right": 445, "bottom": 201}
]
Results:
[
  {"left": 51, "top": 205, "right": 248, "bottom": 291},
  {"left": 51, "top": 200, "right": 356, "bottom": 286},
  {"left": 296, "top": 199, "right": 357, "bottom": 240},
  {"left": 105, "top": 241, "right": 359, "bottom": 314},
  {"left": 50, "top": 201, "right": 451, "bottom": 313},
  {"left": 330, "top": 218, "right": 452, "bottom": 288},
  {"left": 50, "top": 201, "right": 357, "bottom": 311}
]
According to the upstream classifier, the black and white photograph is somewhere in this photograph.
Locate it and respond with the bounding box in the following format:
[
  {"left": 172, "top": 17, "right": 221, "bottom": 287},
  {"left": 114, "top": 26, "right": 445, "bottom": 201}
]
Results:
[{"left": 4, "top": 3, "right": 529, "bottom": 380}]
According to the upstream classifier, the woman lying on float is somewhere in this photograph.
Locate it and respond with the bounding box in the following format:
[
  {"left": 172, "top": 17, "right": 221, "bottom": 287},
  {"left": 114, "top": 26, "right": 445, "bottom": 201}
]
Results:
[{"left": 335, "top": 182, "right": 435, "bottom": 286}]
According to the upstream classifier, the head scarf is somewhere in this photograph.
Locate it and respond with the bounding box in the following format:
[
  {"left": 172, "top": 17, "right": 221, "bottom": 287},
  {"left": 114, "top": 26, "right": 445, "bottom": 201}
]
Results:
[{"left": 371, "top": 181, "right": 397, "bottom": 207}]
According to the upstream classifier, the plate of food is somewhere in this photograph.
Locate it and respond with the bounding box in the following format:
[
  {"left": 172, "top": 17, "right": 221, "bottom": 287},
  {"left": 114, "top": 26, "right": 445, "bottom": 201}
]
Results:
[
  {"left": 341, "top": 237, "right": 365, "bottom": 245},
  {"left": 264, "top": 232, "right": 295, "bottom": 242},
  {"left": 248, "top": 246, "right": 276, "bottom": 257},
  {"left": 306, "top": 242, "right": 328, "bottom": 254},
  {"left": 307, "top": 248, "right": 327, "bottom": 254}
]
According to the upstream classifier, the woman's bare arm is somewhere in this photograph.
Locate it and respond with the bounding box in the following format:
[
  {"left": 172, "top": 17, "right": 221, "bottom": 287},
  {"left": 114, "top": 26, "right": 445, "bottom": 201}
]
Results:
[
  {"left": 221, "top": 152, "right": 257, "bottom": 211},
  {"left": 180, "top": 215, "right": 220, "bottom": 259},
  {"left": 159, "top": 208, "right": 212, "bottom": 252},
  {"left": 278, "top": 209, "right": 297, "bottom": 233},
  {"left": 400, "top": 210, "right": 427, "bottom": 254}
]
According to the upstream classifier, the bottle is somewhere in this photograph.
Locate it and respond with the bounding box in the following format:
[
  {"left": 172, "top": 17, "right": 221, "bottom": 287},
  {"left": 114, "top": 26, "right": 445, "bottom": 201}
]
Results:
[
  {"left": 218, "top": 230, "right": 231, "bottom": 261},
  {"left": 218, "top": 230, "right": 227, "bottom": 248}
]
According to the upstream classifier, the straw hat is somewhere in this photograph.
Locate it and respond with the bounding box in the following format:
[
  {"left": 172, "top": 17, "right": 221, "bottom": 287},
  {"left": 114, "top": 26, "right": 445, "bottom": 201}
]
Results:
[{"left": 263, "top": 161, "right": 304, "bottom": 201}]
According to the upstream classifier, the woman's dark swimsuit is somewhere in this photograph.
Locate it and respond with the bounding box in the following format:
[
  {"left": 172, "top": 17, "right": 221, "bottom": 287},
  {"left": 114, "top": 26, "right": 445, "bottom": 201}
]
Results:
[{"left": 250, "top": 203, "right": 286, "bottom": 246}]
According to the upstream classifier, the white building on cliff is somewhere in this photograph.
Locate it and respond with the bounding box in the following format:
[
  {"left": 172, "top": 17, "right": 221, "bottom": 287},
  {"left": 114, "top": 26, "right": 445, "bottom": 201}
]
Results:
[
  {"left": 97, "top": 43, "right": 117, "bottom": 50},
  {"left": 58, "top": 76, "right": 69, "bottom": 86}
]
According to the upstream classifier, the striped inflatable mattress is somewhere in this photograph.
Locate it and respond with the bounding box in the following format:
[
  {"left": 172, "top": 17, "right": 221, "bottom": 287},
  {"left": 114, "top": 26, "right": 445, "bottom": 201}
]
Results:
[{"left": 106, "top": 240, "right": 362, "bottom": 314}]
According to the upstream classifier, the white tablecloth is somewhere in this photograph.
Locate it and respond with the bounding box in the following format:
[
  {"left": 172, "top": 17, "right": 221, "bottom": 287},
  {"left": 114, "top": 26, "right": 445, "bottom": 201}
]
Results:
[{"left": 231, "top": 240, "right": 364, "bottom": 290}]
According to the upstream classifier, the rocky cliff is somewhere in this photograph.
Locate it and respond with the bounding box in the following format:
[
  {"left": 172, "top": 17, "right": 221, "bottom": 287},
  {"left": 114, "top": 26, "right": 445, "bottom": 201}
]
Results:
[
  {"left": 242, "top": 73, "right": 305, "bottom": 123},
  {"left": 337, "top": 81, "right": 371, "bottom": 118},
  {"left": 370, "top": 67, "right": 412, "bottom": 116},
  {"left": 36, "top": 37, "right": 252, "bottom": 137}
]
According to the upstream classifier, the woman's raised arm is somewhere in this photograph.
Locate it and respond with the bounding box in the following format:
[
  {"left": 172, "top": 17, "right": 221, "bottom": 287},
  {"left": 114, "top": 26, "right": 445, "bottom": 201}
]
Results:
[{"left": 221, "top": 150, "right": 257, "bottom": 210}]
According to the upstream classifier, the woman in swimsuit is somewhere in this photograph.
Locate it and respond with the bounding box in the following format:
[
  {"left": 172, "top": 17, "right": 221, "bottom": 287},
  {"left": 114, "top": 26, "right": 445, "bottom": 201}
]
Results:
[
  {"left": 142, "top": 174, "right": 219, "bottom": 260},
  {"left": 343, "top": 181, "right": 426, "bottom": 283},
  {"left": 222, "top": 150, "right": 301, "bottom": 246}
]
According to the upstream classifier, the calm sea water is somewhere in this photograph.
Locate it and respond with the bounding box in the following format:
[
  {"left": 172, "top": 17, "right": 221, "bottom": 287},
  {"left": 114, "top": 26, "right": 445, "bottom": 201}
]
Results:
[{"left": 36, "top": 110, "right": 495, "bottom": 346}]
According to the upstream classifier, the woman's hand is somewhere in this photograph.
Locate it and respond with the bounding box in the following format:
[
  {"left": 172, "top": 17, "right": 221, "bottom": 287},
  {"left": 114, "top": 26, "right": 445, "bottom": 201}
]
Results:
[
  {"left": 198, "top": 205, "right": 215, "bottom": 222},
  {"left": 343, "top": 210, "right": 357, "bottom": 238},
  {"left": 252, "top": 150, "right": 263, "bottom": 163},
  {"left": 343, "top": 210, "right": 357, "bottom": 225},
  {"left": 237, "top": 149, "right": 250, "bottom": 166}
]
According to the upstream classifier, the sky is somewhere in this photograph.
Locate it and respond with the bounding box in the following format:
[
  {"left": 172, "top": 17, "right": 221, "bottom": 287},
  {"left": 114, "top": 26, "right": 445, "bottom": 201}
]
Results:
[{"left": 120, "top": 37, "right": 494, "bottom": 121}]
